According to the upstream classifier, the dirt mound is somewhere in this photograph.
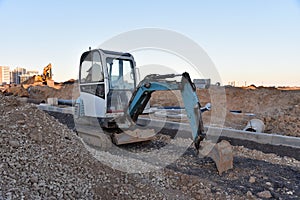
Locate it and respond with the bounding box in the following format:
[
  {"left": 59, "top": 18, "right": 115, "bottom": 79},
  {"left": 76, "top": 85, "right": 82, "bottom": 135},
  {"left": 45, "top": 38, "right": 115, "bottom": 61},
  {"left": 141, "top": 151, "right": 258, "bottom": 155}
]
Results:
[
  {"left": 63, "top": 79, "right": 77, "bottom": 84},
  {"left": 2, "top": 85, "right": 29, "bottom": 97},
  {"left": 0, "top": 95, "right": 94, "bottom": 198},
  {"left": 27, "top": 83, "right": 78, "bottom": 101},
  {"left": 0, "top": 95, "right": 169, "bottom": 199},
  {"left": 22, "top": 75, "right": 42, "bottom": 85},
  {"left": 2, "top": 81, "right": 79, "bottom": 101}
]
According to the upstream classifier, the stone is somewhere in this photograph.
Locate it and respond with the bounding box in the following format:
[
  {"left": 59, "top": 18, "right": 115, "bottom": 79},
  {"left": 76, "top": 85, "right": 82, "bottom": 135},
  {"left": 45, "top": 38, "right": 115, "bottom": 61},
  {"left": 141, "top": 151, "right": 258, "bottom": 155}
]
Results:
[
  {"left": 249, "top": 176, "right": 256, "bottom": 183},
  {"left": 30, "top": 132, "right": 43, "bottom": 142},
  {"left": 187, "top": 182, "right": 193, "bottom": 187},
  {"left": 246, "top": 191, "right": 253, "bottom": 197},
  {"left": 197, "top": 189, "right": 206, "bottom": 195},
  {"left": 265, "top": 182, "right": 272, "bottom": 186},
  {"left": 9, "top": 140, "right": 20, "bottom": 148},
  {"left": 30, "top": 175, "right": 39, "bottom": 183},
  {"left": 182, "top": 186, "right": 188, "bottom": 192},
  {"left": 17, "top": 120, "right": 26, "bottom": 125},
  {"left": 257, "top": 190, "right": 272, "bottom": 199}
]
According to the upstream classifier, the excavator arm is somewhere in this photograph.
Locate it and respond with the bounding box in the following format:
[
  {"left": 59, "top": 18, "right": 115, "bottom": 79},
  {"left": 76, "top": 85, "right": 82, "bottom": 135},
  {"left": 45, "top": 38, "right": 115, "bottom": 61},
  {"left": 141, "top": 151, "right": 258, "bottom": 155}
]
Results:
[
  {"left": 124, "top": 72, "right": 233, "bottom": 175},
  {"left": 126, "top": 72, "right": 205, "bottom": 149}
]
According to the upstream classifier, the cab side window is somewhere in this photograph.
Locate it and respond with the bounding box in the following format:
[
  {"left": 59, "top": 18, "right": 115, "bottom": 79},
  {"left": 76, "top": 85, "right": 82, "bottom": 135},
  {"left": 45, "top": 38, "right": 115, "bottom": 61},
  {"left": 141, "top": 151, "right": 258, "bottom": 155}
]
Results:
[{"left": 80, "top": 51, "right": 105, "bottom": 99}]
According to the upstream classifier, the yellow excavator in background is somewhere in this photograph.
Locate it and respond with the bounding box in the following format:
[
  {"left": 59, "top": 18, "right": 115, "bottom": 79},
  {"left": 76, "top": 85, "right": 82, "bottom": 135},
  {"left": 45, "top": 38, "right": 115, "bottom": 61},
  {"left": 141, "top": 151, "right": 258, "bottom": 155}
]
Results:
[
  {"left": 42, "top": 63, "right": 53, "bottom": 81},
  {"left": 22, "top": 63, "right": 54, "bottom": 87}
]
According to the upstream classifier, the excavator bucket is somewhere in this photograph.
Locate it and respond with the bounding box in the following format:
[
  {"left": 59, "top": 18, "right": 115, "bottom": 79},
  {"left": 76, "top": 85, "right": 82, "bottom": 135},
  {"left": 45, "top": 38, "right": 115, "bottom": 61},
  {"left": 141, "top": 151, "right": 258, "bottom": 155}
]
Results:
[
  {"left": 179, "top": 73, "right": 233, "bottom": 174},
  {"left": 199, "top": 140, "right": 233, "bottom": 175}
]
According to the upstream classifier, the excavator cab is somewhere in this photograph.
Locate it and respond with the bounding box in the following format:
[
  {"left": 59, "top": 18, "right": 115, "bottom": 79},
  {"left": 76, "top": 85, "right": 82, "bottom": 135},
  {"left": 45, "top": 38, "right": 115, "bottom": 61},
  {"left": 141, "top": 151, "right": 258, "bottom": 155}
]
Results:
[{"left": 77, "top": 49, "right": 138, "bottom": 127}]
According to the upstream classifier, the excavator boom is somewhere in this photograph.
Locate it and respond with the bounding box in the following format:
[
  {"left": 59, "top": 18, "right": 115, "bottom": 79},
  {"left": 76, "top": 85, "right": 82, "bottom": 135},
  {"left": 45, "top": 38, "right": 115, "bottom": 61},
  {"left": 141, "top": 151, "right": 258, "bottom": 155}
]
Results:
[{"left": 126, "top": 72, "right": 205, "bottom": 149}]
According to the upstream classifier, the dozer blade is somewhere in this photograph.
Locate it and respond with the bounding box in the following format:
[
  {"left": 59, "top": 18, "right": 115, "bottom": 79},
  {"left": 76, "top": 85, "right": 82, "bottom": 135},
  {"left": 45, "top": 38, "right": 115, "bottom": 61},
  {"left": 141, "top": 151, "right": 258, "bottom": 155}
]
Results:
[
  {"left": 113, "top": 129, "right": 156, "bottom": 145},
  {"left": 76, "top": 124, "right": 112, "bottom": 150},
  {"left": 199, "top": 140, "right": 233, "bottom": 175}
]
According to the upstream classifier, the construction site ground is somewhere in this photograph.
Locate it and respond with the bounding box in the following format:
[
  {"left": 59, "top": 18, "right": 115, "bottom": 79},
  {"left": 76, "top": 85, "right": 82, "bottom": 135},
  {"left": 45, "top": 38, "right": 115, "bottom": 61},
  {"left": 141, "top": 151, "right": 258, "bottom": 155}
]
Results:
[
  {"left": 2, "top": 82, "right": 299, "bottom": 136},
  {"left": 0, "top": 83, "right": 299, "bottom": 199}
]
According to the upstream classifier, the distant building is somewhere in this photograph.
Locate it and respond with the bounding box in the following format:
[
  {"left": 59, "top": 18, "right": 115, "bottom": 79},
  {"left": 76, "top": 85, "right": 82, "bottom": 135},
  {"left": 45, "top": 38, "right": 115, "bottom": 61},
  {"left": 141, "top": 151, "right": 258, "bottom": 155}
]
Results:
[
  {"left": 0, "top": 66, "right": 10, "bottom": 85},
  {"left": 10, "top": 68, "right": 26, "bottom": 84},
  {"left": 20, "top": 70, "right": 39, "bottom": 83},
  {"left": 228, "top": 81, "right": 236, "bottom": 87},
  {"left": 193, "top": 79, "right": 211, "bottom": 89}
]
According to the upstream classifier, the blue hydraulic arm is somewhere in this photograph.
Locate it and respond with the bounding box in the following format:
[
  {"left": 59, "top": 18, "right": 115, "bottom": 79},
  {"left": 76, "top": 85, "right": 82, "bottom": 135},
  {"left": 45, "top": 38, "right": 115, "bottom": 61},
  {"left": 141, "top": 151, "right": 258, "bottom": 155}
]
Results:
[{"left": 127, "top": 72, "right": 205, "bottom": 149}]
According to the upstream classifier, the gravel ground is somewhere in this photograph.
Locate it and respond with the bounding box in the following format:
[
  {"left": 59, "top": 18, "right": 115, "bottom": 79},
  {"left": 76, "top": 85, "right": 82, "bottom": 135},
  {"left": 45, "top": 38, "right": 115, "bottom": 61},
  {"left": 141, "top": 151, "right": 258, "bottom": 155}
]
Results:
[{"left": 1, "top": 95, "right": 299, "bottom": 199}]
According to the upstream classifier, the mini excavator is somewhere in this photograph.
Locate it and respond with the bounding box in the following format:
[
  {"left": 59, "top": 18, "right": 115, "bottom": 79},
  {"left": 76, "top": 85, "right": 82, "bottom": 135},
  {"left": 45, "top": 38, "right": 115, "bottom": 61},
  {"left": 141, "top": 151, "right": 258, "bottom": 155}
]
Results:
[{"left": 74, "top": 49, "right": 233, "bottom": 174}]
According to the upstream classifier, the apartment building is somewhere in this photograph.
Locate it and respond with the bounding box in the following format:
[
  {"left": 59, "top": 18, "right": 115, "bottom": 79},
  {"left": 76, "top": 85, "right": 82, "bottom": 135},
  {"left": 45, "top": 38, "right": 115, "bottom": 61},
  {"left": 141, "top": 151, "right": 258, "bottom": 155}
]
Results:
[{"left": 0, "top": 66, "right": 10, "bottom": 85}]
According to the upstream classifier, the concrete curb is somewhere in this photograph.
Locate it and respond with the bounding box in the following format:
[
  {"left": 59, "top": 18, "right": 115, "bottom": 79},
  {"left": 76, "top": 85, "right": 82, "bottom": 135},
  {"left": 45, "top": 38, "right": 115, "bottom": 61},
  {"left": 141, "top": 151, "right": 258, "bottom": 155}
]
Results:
[
  {"left": 36, "top": 105, "right": 300, "bottom": 149},
  {"left": 137, "top": 118, "right": 300, "bottom": 149}
]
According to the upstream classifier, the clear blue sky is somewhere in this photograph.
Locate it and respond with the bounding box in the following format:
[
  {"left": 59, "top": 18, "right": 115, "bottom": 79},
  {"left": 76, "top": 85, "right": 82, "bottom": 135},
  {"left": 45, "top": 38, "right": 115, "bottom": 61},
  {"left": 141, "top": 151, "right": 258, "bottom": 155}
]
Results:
[{"left": 0, "top": 0, "right": 299, "bottom": 86}]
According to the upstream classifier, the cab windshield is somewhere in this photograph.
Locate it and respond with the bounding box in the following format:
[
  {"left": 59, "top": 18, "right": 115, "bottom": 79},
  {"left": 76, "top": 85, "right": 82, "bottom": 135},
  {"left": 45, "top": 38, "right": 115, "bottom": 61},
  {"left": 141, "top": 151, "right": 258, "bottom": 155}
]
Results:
[{"left": 106, "top": 58, "right": 135, "bottom": 90}]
